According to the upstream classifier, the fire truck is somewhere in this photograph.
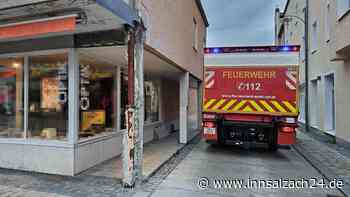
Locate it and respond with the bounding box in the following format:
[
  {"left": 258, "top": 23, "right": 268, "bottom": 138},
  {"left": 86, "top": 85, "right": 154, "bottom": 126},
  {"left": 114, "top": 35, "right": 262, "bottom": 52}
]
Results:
[{"left": 202, "top": 46, "right": 300, "bottom": 150}]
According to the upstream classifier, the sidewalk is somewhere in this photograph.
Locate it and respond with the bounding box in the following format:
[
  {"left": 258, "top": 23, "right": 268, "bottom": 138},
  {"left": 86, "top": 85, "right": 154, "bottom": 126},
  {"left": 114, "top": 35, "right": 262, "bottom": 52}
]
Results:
[
  {"left": 82, "top": 131, "right": 185, "bottom": 179},
  {"left": 293, "top": 130, "right": 350, "bottom": 196},
  {"left": 0, "top": 131, "right": 189, "bottom": 197}
]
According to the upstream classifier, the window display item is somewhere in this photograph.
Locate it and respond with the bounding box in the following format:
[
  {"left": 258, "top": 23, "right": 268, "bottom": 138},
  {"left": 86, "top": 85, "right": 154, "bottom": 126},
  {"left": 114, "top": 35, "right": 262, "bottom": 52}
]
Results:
[
  {"left": 41, "top": 128, "right": 57, "bottom": 139},
  {"left": 81, "top": 110, "right": 106, "bottom": 131}
]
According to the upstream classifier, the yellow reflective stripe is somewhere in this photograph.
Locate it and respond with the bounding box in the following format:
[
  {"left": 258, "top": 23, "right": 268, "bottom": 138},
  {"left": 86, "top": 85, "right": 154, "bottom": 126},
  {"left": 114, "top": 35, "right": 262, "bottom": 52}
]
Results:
[
  {"left": 211, "top": 99, "right": 226, "bottom": 111},
  {"left": 230, "top": 100, "right": 247, "bottom": 112},
  {"left": 283, "top": 101, "right": 297, "bottom": 113},
  {"left": 249, "top": 100, "right": 264, "bottom": 112},
  {"left": 271, "top": 101, "right": 287, "bottom": 113},
  {"left": 204, "top": 99, "right": 216, "bottom": 110},
  {"left": 259, "top": 100, "right": 275, "bottom": 113},
  {"left": 221, "top": 99, "right": 237, "bottom": 111},
  {"left": 242, "top": 105, "right": 254, "bottom": 112}
]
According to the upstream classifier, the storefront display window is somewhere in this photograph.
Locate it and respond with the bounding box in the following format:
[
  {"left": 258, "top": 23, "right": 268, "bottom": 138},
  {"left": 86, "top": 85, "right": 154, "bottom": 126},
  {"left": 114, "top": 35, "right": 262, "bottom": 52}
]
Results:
[
  {"left": 0, "top": 57, "right": 24, "bottom": 138},
  {"left": 120, "top": 71, "right": 128, "bottom": 130},
  {"left": 189, "top": 88, "right": 199, "bottom": 131},
  {"left": 145, "top": 81, "right": 159, "bottom": 123},
  {"left": 28, "top": 54, "right": 68, "bottom": 140},
  {"left": 120, "top": 74, "right": 160, "bottom": 128},
  {"left": 79, "top": 60, "right": 117, "bottom": 139}
]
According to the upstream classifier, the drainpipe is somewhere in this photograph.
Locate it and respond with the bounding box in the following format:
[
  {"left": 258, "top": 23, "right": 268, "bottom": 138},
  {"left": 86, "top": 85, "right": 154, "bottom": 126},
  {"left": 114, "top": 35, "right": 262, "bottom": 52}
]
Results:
[{"left": 304, "top": 0, "right": 309, "bottom": 132}]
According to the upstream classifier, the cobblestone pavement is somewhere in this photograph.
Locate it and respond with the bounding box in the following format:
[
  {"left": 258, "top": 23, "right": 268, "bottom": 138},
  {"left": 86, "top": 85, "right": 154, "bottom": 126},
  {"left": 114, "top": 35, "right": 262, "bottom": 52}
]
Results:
[
  {"left": 0, "top": 169, "right": 131, "bottom": 197},
  {"left": 293, "top": 130, "right": 350, "bottom": 196},
  {"left": 133, "top": 138, "right": 344, "bottom": 197}
]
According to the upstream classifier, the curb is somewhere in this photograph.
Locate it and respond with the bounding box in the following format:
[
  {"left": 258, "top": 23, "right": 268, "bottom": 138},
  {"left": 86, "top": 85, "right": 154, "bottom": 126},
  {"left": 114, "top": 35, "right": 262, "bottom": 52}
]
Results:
[
  {"left": 142, "top": 132, "right": 201, "bottom": 182},
  {"left": 293, "top": 144, "right": 350, "bottom": 197}
]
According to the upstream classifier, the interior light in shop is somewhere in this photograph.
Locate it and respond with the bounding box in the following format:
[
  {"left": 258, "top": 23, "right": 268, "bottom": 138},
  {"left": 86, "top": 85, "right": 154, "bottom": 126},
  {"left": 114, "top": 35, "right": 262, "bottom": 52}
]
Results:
[{"left": 12, "top": 62, "right": 20, "bottom": 68}]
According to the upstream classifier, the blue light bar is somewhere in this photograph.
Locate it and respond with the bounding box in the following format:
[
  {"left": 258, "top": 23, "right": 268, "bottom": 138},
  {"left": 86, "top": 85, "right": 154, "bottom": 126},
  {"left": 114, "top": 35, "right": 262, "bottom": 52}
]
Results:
[
  {"left": 282, "top": 46, "right": 291, "bottom": 51},
  {"left": 212, "top": 48, "right": 221, "bottom": 53},
  {"left": 204, "top": 45, "right": 300, "bottom": 54}
]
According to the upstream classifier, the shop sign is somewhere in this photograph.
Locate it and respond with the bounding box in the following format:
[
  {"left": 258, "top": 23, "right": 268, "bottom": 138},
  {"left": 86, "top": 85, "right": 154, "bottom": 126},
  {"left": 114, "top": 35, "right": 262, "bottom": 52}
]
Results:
[
  {"left": 80, "top": 65, "right": 90, "bottom": 111},
  {"left": 0, "top": 15, "right": 76, "bottom": 40}
]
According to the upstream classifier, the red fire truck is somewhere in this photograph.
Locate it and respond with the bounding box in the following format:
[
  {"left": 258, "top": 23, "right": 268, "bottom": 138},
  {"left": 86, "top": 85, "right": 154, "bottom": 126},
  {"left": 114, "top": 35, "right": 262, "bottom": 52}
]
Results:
[{"left": 202, "top": 46, "right": 300, "bottom": 150}]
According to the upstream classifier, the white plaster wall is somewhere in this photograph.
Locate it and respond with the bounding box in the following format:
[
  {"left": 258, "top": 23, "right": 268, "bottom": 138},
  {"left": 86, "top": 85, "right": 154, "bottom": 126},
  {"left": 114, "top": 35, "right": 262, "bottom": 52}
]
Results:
[
  {"left": 74, "top": 134, "right": 123, "bottom": 174},
  {"left": 74, "top": 121, "right": 172, "bottom": 175},
  {"left": 0, "top": 119, "right": 178, "bottom": 176},
  {"left": 0, "top": 143, "right": 74, "bottom": 176}
]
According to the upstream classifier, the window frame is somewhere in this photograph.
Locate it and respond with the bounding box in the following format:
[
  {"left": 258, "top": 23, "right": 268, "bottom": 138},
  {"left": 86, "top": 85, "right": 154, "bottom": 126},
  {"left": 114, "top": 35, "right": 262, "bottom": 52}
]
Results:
[
  {"left": 0, "top": 49, "right": 75, "bottom": 146},
  {"left": 192, "top": 17, "right": 198, "bottom": 52},
  {"left": 311, "top": 20, "right": 318, "bottom": 52},
  {"left": 323, "top": 72, "right": 336, "bottom": 133},
  {"left": 144, "top": 79, "right": 161, "bottom": 124},
  {"left": 325, "top": 2, "right": 331, "bottom": 42},
  {"left": 77, "top": 57, "right": 120, "bottom": 141},
  {"left": 0, "top": 56, "right": 25, "bottom": 138}
]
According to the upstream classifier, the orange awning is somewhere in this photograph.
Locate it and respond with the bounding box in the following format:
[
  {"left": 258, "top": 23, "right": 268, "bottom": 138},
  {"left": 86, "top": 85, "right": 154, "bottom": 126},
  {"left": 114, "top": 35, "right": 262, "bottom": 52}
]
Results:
[{"left": 0, "top": 15, "right": 76, "bottom": 40}]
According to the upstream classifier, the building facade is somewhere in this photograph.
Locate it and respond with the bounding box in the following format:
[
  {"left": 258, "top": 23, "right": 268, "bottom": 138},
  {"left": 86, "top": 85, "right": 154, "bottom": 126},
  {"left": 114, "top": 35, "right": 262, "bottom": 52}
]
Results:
[
  {"left": 275, "top": 0, "right": 350, "bottom": 144},
  {"left": 0, "top": 0, "right": 208, "bottom": 175}
]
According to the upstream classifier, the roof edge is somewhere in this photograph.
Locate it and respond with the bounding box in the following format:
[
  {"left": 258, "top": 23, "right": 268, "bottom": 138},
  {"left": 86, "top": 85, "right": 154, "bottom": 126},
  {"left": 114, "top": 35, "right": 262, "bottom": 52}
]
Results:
[
  {"left": 281, "top": 0, "right": 290, "bottom": 17},
  {"left": 195, "top": 0, "right": 209, "bottom": 27}
]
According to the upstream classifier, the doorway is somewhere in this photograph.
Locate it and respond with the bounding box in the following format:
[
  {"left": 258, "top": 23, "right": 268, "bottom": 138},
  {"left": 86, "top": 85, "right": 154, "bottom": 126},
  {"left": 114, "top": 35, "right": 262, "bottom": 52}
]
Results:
[{"left": 324, "top": 74, "right": 335, "bottom": 135}]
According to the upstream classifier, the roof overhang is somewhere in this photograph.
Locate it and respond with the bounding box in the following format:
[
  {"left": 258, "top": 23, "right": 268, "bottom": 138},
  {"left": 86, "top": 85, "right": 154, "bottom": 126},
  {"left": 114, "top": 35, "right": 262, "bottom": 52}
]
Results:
[
  {"left": 195, "top": 0, "right": 209, "bottom": 27},
  {"left": 0, "top": 0, "right": 137, "bottom": 43}
]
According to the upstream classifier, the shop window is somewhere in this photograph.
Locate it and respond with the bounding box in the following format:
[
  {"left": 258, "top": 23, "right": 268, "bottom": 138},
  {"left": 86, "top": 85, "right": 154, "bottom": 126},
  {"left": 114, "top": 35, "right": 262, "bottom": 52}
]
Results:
[
  {"left": 324, "top": 74, "right": 335, "bottom": 132},
  {"left": 310, "top": 79, "right": 320, "bottom": 128},
  {"left": 120, "top": 71, "right": 128, "bottom": 130},
  {"left": 188, "top": 88, "right": 199, "bottom": 131},
  {"left": 144, "top": 81, "right": 159, "bottom": 123},
  {"left": 0, "top": 57, "right": 24, "bottom": 138},
  {"left": 120, "top": 73, "right": 160, "bottom": 128},
  {"left": 79, "top": 60, "right": 117, "bottom": 139},
  {"left": 28, "top": 54, "right": 68, "bottom": 140}
]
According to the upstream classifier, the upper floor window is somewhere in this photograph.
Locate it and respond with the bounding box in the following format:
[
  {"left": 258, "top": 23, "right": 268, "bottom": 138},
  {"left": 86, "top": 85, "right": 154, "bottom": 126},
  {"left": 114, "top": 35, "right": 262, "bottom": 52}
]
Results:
[
  {"left": 193, "top": 17, "right": 198, "bottom": 52},
  {"left": 337, "top": 0, "right": 350, "bottom": 19},
  {"left": 325, "top": 3, "right": 331, "bottom": 42},
  {"left": 311, "top": 20, "right": 318, "bottom": 52}
]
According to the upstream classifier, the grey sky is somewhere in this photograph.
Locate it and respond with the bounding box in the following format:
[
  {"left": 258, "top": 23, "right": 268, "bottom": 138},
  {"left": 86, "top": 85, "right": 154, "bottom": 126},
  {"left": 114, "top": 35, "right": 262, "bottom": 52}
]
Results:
[{"left": 202, "top": 0, "right": 287, "bottom": 47}]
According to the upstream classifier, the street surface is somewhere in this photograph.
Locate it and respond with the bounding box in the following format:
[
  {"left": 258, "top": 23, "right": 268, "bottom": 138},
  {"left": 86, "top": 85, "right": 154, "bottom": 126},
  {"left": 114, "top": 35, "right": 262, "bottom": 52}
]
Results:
[{"left": 137, "top": 139, "right": 344, "bottom": 197}]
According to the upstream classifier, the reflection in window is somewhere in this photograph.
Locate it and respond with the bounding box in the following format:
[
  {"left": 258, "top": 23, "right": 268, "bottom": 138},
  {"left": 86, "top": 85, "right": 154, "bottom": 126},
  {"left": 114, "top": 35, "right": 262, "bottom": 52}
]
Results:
[
  {"left": 28, "top": 54, "right": 68, "bottom": 140},
  {"left": 145, "top": 81, "right": 159, "bottom": 122},
  {"left": 0, "top": 58, "right": 24, "bottom": 138},
  {"left": 120, "top": 74, "right": 160, "bottom": 128},
  {"left": 79, "top": 60, "right": 117, "bottom": 139}
]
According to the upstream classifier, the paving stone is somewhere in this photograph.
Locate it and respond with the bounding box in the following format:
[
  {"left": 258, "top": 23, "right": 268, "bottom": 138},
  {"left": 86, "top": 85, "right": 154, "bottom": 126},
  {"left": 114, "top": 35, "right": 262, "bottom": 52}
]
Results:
[{"left": 293, "top": 130, "right": 350, "bottom": 196}]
